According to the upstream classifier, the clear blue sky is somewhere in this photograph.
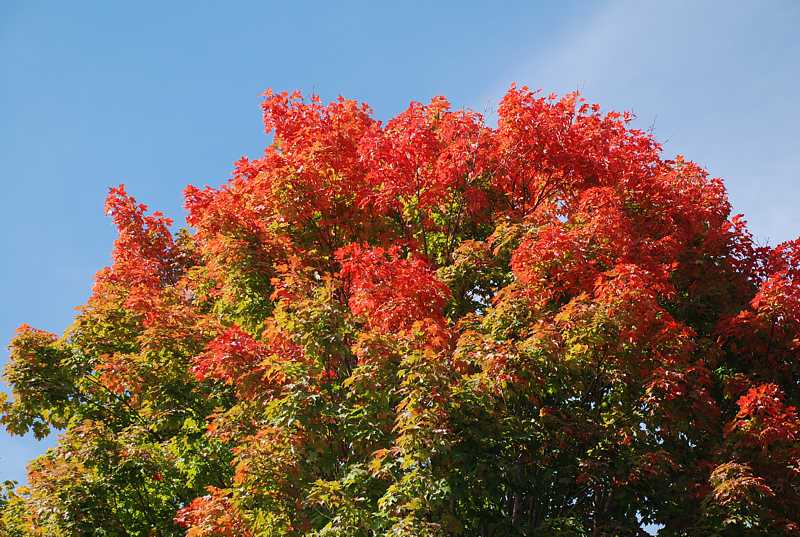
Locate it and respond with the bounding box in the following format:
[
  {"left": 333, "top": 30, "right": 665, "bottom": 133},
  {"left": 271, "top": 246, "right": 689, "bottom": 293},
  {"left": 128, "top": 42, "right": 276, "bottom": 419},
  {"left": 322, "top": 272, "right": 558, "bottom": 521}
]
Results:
[{"left": 1, "top": 0, "right": 798, "bottom": 488}]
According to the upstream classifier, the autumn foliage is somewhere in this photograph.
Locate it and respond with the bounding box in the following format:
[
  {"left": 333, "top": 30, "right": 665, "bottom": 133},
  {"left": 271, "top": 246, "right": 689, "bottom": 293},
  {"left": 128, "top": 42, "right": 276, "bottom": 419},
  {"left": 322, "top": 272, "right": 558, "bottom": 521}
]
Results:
[{"left": 2, "top": 86, "right": 799, "bottom": 536}]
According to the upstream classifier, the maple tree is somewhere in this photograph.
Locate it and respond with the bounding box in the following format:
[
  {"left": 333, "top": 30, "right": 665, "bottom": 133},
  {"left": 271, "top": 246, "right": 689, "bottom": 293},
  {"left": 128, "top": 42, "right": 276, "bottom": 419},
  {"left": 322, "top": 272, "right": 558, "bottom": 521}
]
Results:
[{"left": 2, "top": 86, "right": 799, "bottom": 536}]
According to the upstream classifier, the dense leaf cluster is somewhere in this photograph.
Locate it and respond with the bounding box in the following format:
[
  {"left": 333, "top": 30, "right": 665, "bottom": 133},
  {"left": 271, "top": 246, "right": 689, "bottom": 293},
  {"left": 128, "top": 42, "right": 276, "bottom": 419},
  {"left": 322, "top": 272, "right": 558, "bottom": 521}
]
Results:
[{"left": 2, "top": 86, "right": 799, "bottom": 536}]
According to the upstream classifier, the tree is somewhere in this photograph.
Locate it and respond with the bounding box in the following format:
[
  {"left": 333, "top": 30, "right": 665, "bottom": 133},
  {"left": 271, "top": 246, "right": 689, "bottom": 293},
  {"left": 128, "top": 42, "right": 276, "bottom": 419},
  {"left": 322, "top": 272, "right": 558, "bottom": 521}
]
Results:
[{"left": 2, "top": 86, "right": 799, "bottom": 536}]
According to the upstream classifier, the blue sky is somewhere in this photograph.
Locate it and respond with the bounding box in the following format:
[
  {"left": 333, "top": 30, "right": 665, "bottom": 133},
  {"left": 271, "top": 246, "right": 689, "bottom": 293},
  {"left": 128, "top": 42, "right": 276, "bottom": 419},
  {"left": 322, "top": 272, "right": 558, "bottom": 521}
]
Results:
[{"left": 1, "top": 0, "right": 798, "bottom": 488}]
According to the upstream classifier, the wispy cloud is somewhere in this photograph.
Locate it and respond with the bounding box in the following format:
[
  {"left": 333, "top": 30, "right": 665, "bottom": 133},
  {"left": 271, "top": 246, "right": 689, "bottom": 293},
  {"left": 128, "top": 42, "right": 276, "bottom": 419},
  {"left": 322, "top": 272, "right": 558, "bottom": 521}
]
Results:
[{"left": 477, "top": 0, "right": 800, "bottom": 244}]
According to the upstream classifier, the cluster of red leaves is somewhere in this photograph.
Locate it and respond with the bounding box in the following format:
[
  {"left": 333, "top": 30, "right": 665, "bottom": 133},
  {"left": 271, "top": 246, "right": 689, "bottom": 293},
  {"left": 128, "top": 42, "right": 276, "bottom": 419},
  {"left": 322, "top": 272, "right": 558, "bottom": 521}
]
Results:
[
  {"left": 727, "top": 384, "right": 800, "bottom": 449},
  {"left": 717, "top": 238, "right": 800, "bottom": 385},
  {"left": 193, "top": 322, "right": 311, "bottom": 402},
  {"left": 644, "top": 363, "right": 719, "bottom": 434},
  {"left": 98, "top": 185, "right": 177, "bottom": 316},
  {"left": 95, "top": 353, "right": 136, "bottom": 396},
  {"left": 336, "top": 243, "right": 451, "bottom": 333},
  {"left": 191, "top": 326, "right": 267, "bottom": 387},
  {"left": 752, "top": 240, "right": 800, "bottom": 327},
  {"left": 358, "top": 96, "right": 493, "bottom": 216},
  {"left": 260, "top": 90, "right": 375, "bottom": 228},
  {"left": 494, "top": 86, "right": 661, "bottom": 215},
  {"left": 174, "top": 487, "right": 252, "bottom": 537}
]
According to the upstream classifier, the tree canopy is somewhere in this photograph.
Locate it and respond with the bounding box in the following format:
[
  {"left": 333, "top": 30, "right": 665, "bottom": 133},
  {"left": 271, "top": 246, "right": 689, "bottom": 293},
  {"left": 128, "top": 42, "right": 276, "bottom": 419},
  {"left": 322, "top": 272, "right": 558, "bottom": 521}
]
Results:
[{"left": 2, "top": 86, "right": 799, "bottom": 536}]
